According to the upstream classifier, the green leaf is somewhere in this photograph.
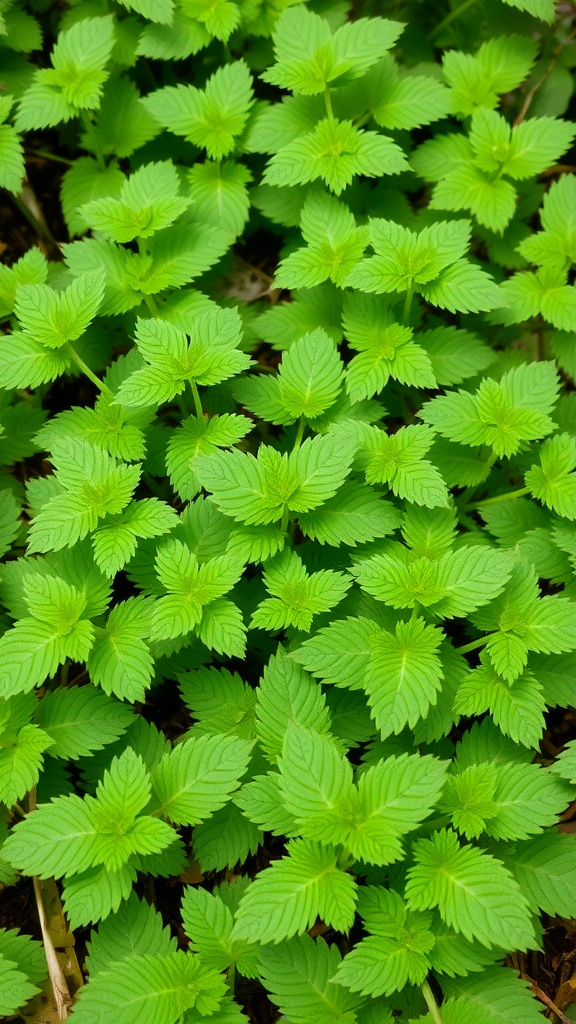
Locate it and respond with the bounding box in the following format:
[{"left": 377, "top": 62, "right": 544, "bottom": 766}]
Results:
[
  {"left": 0, "top": 119, "right": 24, "bottom": 194},
  {"left": 192, "top": 802, "right": 262, "bottom": 872},
  {"left": 70, "top": 951, "right": 227, "bottom": 1024},
  {"left": 276, "top": 329, "right": 344, "bottom": 420},
  {"left": 364, "top": 618, "right": 444, "bottom": 736},
  {"left": 259, "top": 933, "right": 365, "bottom": 1024},
  {"left": 262, "top": 8, "right": 403, "bottom": 95},
  {"left": 0, "top": 723, "right": 52, "bottom": 806},
  {"left": 298, "top": 482, "right": 401, "bottom": 547},
  {"left": 181, "top": 885, "right": 258, "bottom": 976},
  {"left": 362, "top": 424, "right": 449, "bottom": 508},
  {"left": 275, "top": 193, "right": 369, "bottom": 290},
  {"left": 36, "top": 686, "right": 133, "bottom": 759},
  {"left": 88, "top": 597, "right": 154, "bottom": 703},
  {"left": 188, "top": 161, "right": 251, "bottom": 238},
  {"left": 85, "top": 892, "right": 177, "bottom": 976},
  {"left": 343, "top": 294, "right": 434, "bottom": 400},
  {"left": 526, "top": 433, "right": 576, "bottom": 519},
  {"left": 116, "top": 309, "right": 250, "bottom": 409},
  {"left": 443, "top": 35, "right": 538, "bottom": 116},
  {"left": 251, "top": 548, "right": 350, "bottom": 632},
  {"left": 151, "top": 733, "right": 252, "bottom": 825},
  {"left": 420, "top": 361, "right": 560, "bottom": 458},
  {"left": 255, "top": 648, "right": 332, "bottom": 764},
  {"left": 454, "top": 663, "right": 546, "bottom": 748},
  {"left": 0, "top": 958, "right": 38, "bottom": 1018},
  {"left": 443, "top": 968, "right": 548, "bottom": 1024},
  {"left": 405, "top": 828, "right": 535, "bottom": 950},
  {"left": 4, "top": 792, "right": 100, "bottom": 878},
  {"left": 143, "top": 62, "right": 254, "bottom": 160},
  {"left": 79, "top": 162, "right": 191, "bottom": 243},
  {"left": 231, "top": 839, "right": 357, "bottom": 945},
  {"left": 508, "top": 832, "right": 576, "bottom": 917},
  {"left": 14, "top": 270, "right": 105, "bottom": 350},
  {"left": 263, "top": 118, "right": 408, "bottom": 196}
]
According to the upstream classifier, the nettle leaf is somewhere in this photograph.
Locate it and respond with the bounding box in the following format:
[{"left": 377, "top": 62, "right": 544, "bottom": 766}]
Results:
[
  {"left": 362, "top": 57, "right": 450, "bottom": 131},
  {"left": 181, "top": 885, "right": 258, "bottom": 976},
  {"left": 251, "top": 548, "right": 350, "bottom": 632},
  {"left": 525, "top": 433, "right": 576, "bottom": 520},
  {"left": 231, "top": 838, "right": 357, "bottom": 945},
  {"left": 405, "top": 828, "right": 535, "bottom": 950},
  {"left": 115, "top": 309, "right": 250, "bottom": 409},
  {"left": 262, "top": 8, "right": 403, "bottom": 95},
  {"left": 346, "top": 218, "right": 501, "bottom": 313},
  {"left": 150, "top": 538, "right": 245, "bottom": 643},
  {"left": 88, "top": 597, "right": 154, "bottom": 703},
  {"left": 150, "top": 733, "right": 252, "bottom": 825},
  {"left": 36, "top": 686, "right": 133, "bottom": 759},
  {"left": 298, "top": 482, "right": 401, "bottom": 547},
  {"left": 0, "top": 99, "right": 24, "bottom": 194},
  {"left": 14, "top": 270, "right": 105, "bottom": 351},
  {"left": 420, "top": 361, "right": 560, "bottom": 458},
  {"left": 442, "top": 35, "right": 538, "bottom": 116},
  {"left": 343, "top": 294, "right": 435, "bottom": 401},
  {"left": 92, "top": 499, "right": 179, "bottom": 578},
  {"left": 15, "top": 16, "right": 116, "bottom": 129},
  {"left": 361, "top": 424, "right": 449, "bottom": 508},
  {"left": 27, "top": 439, "right": 141, "bottom": 554},
  {"left": 518, "top": 175, "right": 576, "bottom": 272},
  {"left": 188, "top": 160, "right": 252, "bottom": 238},
  {"left": 508, "top": 832, "right": 576, "bottom": 918},
  {"left": 274, "top": 192, "right": 369, "bottom": 290},
  {"left": 143, "top": 62, "right": 254, "bottom": 160},
  {"left": 352, "top": 542, "right": 514, "bottom": 616},
  {"left": 334, "top": 889, "right": 435, "bottom": 997},
  {"left": 259, "top": 933, "right": 365, "bottom": 1023},
  {"left": 195, "top": 431, "right": 356, "bottom": 527},
  {"left": 79, "top": 162, "right": 191, "bottom": 243},
  {"left": 454, "top": 663, "right": 546, "bottom": 748},
  {"left": 0, "top": 958, "right": 39, "bottom": 1018},
  {"left": 85, "top": 892, "right": 177, "bottom": 977},
  {"left": 0, "top": 723, "right": 53, "bottom": 807},
  {"left": 364, "top": 618, "right": 445, "bottom": 736},
  {"left": 192, "top": 802, "right": 262, "bottom": 872},
  {"left": 263, "top": 118, "right": 408, "bottom": 196},
  {"left": 255, "top": 649, "right": 332, "bottom": 764},
  {"left": 70, "top": 951, "right": 226, "bottom": 1024}
]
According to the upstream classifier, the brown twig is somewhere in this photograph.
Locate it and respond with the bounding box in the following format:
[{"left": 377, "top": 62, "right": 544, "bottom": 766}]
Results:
[
  {"left": 514, "top": 30, "right": 576, "bottom": 126},
  {"left": 520, "top": 972, "right": 574, "bottom": 1024},
  {"left": 28, "top": 789, "right": 73, "bottom": 1021}
]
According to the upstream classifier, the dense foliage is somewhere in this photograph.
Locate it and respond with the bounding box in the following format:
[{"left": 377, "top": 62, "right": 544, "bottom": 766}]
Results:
[{"left": 1, "top": 0, "right": 576, "bottom": 1020}]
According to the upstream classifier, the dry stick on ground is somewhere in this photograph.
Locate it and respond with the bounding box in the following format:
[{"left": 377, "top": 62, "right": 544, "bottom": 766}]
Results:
[
  {"left": 520, "top": 972, "right": 574, "bottom": 1024},
  {"left": 28, "top": 788, "right": 73, "bottom": 1021},
  {"left": 514, "top": 29, "right": 576, "bottom": 126}
]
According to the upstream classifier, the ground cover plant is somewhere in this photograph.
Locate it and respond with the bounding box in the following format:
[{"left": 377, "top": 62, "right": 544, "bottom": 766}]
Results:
[{"left": 1, "top": 0, "right": 576, "bottom": 1020}]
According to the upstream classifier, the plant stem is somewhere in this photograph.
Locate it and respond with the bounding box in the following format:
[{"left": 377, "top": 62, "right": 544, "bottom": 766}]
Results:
[
  {"left": 227, "top": 962, "right": 236, "bottom": 995},
  {"left": 66, "top": 343, "right": 114, "bottom": 400},
  {"left": 280, "top": 505, "right": 290, "bottom": 534},
  {"left": 465, "top": 485, "right": 530, "bottom": 511},
  {"left": 293, "top": 415, "right": 306, "bottom": 453},
  {"left": 324, "top": 85, "right": 334, "bottom": 120},
  {"left": 143, "top": 294, "right": 159, "bottom": 318},
  {"left": 456, "top": 632, "right": 495, "bottom": 655},
  {"left": 422, "top": 980, "right": 442, "bottom": 1024},
  {"left": 9, "top": 191, "right": 56, "bottom": 249},
  {"left": 189, "top": 379, "right": 204, "bottom": 420},
  {"left": 403, "top": 283, "right": 413, "bottom": 324},
  {"left": 430, "top": 0, "right": 478, "bottom": 40},
  {"left": 80, "top": 111, "right": 106, "bottom": 172},
  {"left": 26, "top": 147, "right": 75, "bottom": 166}
]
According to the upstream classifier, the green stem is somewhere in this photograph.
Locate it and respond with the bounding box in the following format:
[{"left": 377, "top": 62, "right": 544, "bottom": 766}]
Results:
[
  {"left": 143, "top": 294, "right": 159, "bottom": 318},
  {"left": 403, "top": 283, "right": 413, "bottom": 324},
  {"left": 27, "top": 147, "right": 74, "bottom": 166},
  {"left": 9, "top": 192, "right": 56, "bottom": 249},
  {"left": 465, "top": 485, "right": 530, "bottom": 511},
  {"left": 430, "top": 0, "right": 478, "bottom": 40},
  {"left": 189, "top": 379, "right": 204, "bottom": 421},
  {"left": 227, "top": 962, "right": 236, "bottom": 995},
  {"left": 279, "top": 418, "right": 307, "bottom": 533},
  {"left": 324, "top": 85, "right": 334, "bottom": 120},
  {"left": 80, "top": 111, "right": 106, "bottom": 172},
  {"left": 293, "top": 415, "right": 307, "bottom": 454},
  {"left": 336, "top": 847, "right": 356, "bottom": 870},
  {"left": 456, "top": 632, "right": 495, "bottom": 655},
  {"left": 422, "top": 980, "right": 443, "bottom": 1024},
  {"left": 66, "top": 344, "right": 114, "bottom": 400}
]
